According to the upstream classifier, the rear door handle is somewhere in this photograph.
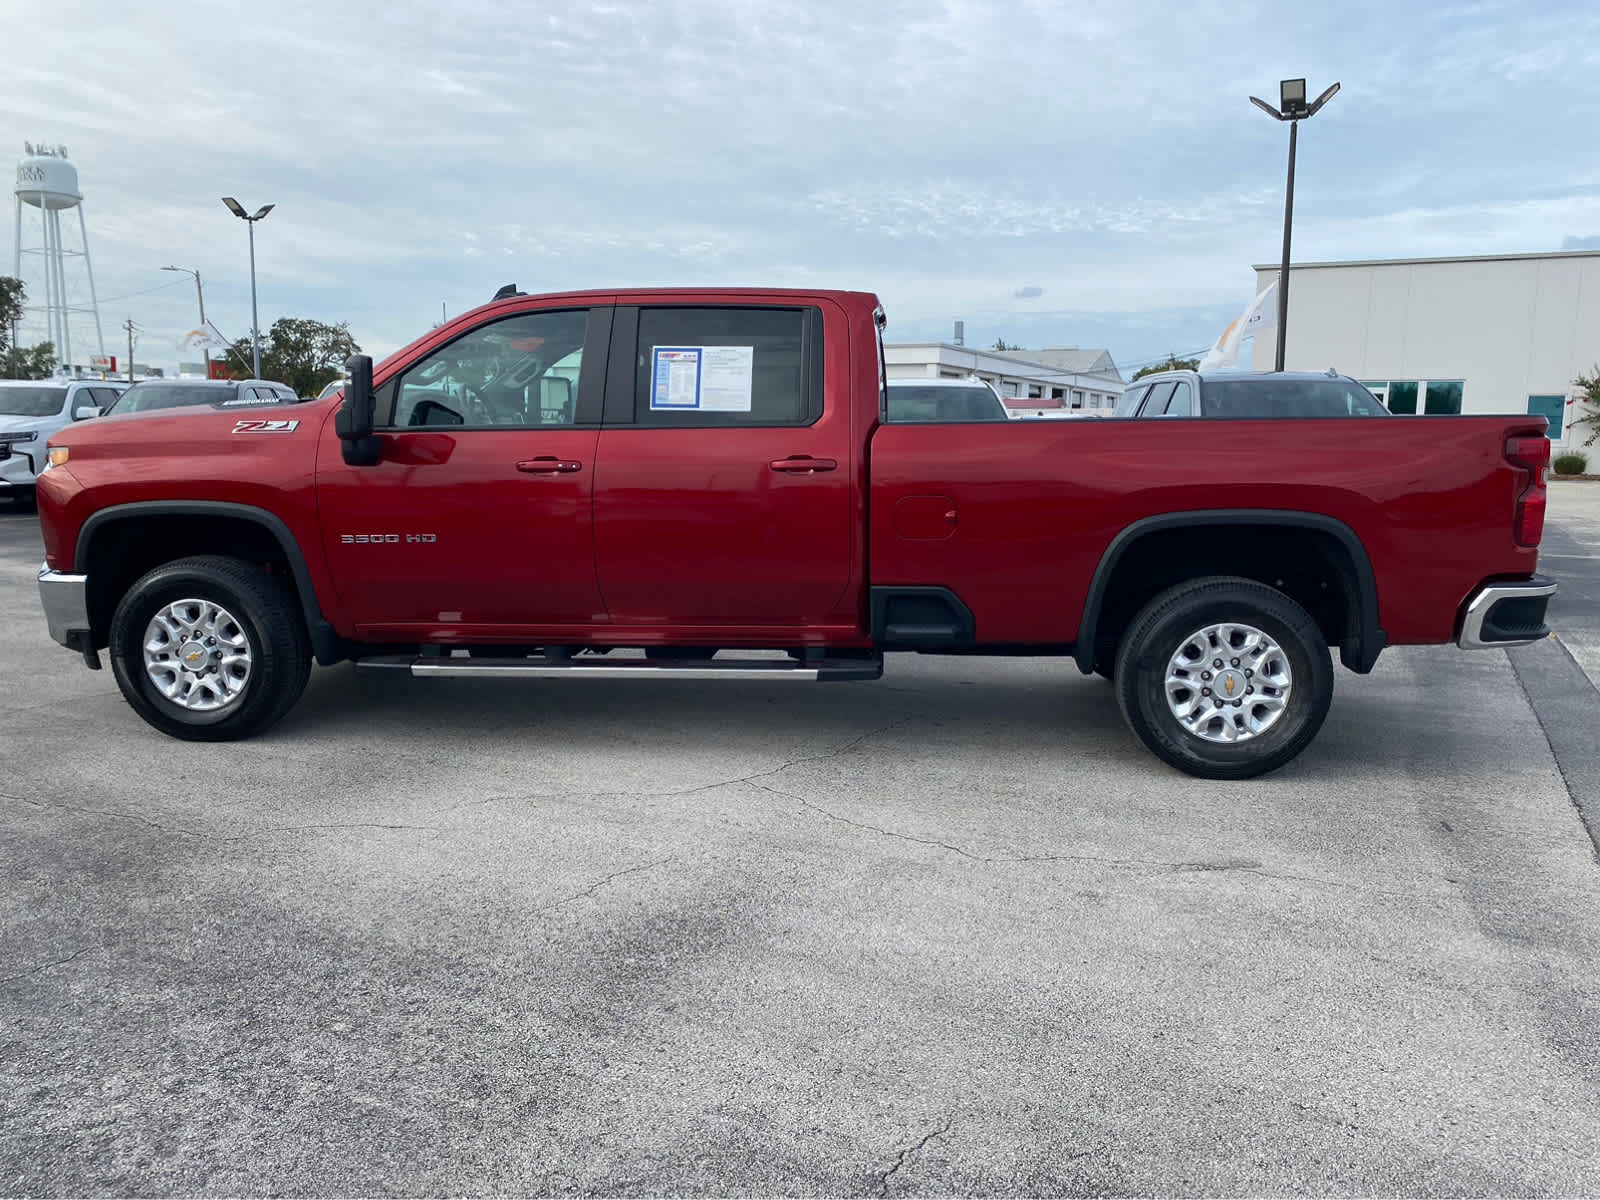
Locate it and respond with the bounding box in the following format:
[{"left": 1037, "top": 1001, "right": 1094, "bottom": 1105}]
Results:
[
  {"left": 517, "top": 457, "right": 583, "bottom": 474},
  {"left": 769, "top": 456, "right": 838, "bottom": 473}
]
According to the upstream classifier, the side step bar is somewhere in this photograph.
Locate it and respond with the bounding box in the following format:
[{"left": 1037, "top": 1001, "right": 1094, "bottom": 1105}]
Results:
[{"left": 354, "top": 654, "right": 883, "bottom": 682}]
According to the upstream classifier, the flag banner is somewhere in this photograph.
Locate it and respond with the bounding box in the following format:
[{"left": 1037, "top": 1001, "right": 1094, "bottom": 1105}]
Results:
[{"left": 1199, "top": 279, "right": 1278, "bottom": 371}]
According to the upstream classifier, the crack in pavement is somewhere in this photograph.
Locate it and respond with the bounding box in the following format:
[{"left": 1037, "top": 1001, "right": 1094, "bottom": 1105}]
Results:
[
  {"left": 874, "top": 1119, "right": 953, "bottom": 1197},
  {"left": 0, "top": 946, "right": 92, "bottom": 988},
  {"left": 435, "top": 716, "right": 918, "bottom": 816},
  {"left": 2, "top": 792, "right": 440, "bottom": 841},
  {"left": 758, "top": 783, "right": 1458, "bottom": 897},
  {"left": 535, "top": 857, "right": 675, "bottom": 913}
]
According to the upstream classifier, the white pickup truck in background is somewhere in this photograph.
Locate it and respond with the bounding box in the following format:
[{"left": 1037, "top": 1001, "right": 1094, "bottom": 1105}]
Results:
[{"left": 0, "top": 378, "right": 126, "bottom": 506}]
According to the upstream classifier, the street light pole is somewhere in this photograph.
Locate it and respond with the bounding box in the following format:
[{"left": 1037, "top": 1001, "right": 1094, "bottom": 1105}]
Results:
[
  {"left": 162, "top": 265, "right": 208, "bottom": 376},
  {"left": 1249, "top": 79, "right": 1339, "bottom": 372},
  {"left": 246, "top": 221, "right": 259, "bottom": 378},
  {"left": 1276, "top": 119, "right": 1297, "bottom": 373},
  {"left": 221, "top": 197, "right": 275, "bottom": 379}
]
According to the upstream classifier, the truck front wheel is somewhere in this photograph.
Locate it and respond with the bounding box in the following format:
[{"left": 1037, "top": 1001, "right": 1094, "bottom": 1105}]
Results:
[
  {"left": 1113, "top": 576, "right": 1332, "bottom": 780},
  {"left": 108, "top": 555, "right": 312, "bottom": 741}
]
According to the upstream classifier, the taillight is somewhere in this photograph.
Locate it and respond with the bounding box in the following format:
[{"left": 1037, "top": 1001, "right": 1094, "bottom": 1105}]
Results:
[{"left": 1506, "top": 435, "right": 1550, "bottom": 547}]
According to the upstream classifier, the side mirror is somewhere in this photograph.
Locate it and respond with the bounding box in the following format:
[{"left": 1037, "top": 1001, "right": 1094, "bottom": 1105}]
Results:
[
  {"left": 73, "top": 405, "right": 100, "bottom": 420},
  {"left": 334, "top": 354, "right": 381, "bottom": 466}
]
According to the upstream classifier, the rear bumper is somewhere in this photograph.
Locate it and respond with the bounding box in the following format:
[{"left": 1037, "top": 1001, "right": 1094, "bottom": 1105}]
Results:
[
  {"left": 1457, "top": 574, "right": 1557, "bottom": 649},
  {"left": 38, "top": 562, "right": 91, "bottom": 649}
]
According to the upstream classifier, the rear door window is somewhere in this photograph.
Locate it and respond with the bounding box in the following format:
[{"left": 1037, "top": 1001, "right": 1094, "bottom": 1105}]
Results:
[{"left": 627, "top": 306, "right": 821, "bottom": 428}]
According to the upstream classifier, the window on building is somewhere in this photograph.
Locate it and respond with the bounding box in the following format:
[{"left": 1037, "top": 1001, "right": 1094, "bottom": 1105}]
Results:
[
  {"left": 1072, "top": 389, "right": 1085, "bottom": 408},
  {"left": 1027, "top": 384, "right": 1043, "bottom": 399},
  {"left": 939, "top": 369, "right": 963, "bottom": 378},
  {"left": 1386, "top": 381, "right": 1419, "bottom": 414},
  {"left": 1050, "top": 387, "right": 1065, "bottom": 400},
  {"left": 1002, "top": 381, "right": 1019, "bottom": 398},
  {"left": 1423, "top": 381, "right": 1464, "bottom": 415},
  {"left": 1528, "top": 394, "right": 1566, "bottom": 438}
]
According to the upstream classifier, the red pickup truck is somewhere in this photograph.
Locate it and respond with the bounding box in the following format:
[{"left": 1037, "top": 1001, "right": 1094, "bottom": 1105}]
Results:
[{"left": 35, "top": 287, "right": 1556, "bottom": 778}]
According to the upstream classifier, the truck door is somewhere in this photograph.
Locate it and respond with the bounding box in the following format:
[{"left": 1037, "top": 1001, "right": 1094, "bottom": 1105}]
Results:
[
  {"left": 591, "top": 302, "right": 856, "bottom": 631},
  {"left": 316, "top": 305, "right": 611, "bottom": 639}
]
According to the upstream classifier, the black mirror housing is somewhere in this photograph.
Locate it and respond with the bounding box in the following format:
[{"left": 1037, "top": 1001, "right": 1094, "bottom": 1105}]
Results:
[{"left": 335, "top": 353, "right": 381, "bottom": 466}]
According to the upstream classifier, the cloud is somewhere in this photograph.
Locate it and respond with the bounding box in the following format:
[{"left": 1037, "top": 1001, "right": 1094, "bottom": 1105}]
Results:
[{"left": 3, "top": 0, "right": 1598, "bottom": 374}]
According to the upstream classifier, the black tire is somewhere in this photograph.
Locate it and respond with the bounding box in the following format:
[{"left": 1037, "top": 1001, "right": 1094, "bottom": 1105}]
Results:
[
  {"left": 108, "top": 555, "right": 311, "bottom": 742},
  {"left": 1113, "top": 575, "right": 1332, "bottom": 780}
]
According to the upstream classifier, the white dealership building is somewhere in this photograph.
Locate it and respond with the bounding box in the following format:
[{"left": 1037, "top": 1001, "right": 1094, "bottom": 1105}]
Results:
[
  {"left": 884, "top": 341, "right": 1125, "bottom": 414},
  {"left": 1252, "top": 249, "right": 1600, "bottom": 445}
]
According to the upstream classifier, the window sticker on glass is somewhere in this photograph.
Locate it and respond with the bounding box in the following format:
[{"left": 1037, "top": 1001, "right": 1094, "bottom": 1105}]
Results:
[{"left": 650, "top": 345, "right": 754, "bottom": 412}]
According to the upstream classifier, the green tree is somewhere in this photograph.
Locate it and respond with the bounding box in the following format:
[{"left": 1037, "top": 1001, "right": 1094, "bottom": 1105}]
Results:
[
  {"left": 991, "top": 338, "right": 1022, "bottom": 351},
  {"left": 0, "top": 276, "right": 58, "bottom": 379},
  {"left": 1571, "top": 365, "right": 1600, "bottom": 446},
  {"left": 216, "top": 317, "right": 361, "bottom": 395},
  {"left": 0, "top": 276, "right": 23, "bottom": 349},
  {"left": 0, "top": 342, "right": 59, "bottom": 380},
  {"left": 1132, "top": 354, "right": 1201, "bottom": 381}
]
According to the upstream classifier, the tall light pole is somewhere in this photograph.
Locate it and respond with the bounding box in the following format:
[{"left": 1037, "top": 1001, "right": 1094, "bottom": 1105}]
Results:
[
  {"left": 221, "top": 197, "right": 274, "bottom": 378},
  {"left": 161, "top": 265, "right": 208, "bottom": 376},
  {"left": 1250, "top": 79, "right": 1340, "bottom": 371}
]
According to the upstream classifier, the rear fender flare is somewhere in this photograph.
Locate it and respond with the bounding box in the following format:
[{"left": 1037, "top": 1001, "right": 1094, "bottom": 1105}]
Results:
[{"left": 1074, "top": 509, "right": 1385, "bottom": 675}]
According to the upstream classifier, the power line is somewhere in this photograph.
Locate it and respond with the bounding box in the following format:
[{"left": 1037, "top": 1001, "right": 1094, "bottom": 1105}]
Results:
[{"left": 97, "top": 278, "right": 191, "bottom": 305}]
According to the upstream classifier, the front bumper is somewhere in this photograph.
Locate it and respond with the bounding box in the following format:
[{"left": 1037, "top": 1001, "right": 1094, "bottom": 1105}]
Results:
[
  {"left": 0, "top": 445, "right": 40, "bottom": 486},
  {"left": 38, "top": 563, "right": 96, "bottom": 665},
  {"left": 1457, "top": 574, "right": 1558, "bottom": 649}
]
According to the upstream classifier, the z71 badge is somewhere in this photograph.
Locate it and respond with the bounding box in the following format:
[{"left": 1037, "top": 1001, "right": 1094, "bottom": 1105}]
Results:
[{"left": 233, "top": 419, "right": 300, "bottom": 433}]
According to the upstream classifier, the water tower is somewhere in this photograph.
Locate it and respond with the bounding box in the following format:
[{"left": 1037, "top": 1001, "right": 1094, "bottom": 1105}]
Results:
[{"left": 13, "top": 143, "right": 105, "bottom": 368}]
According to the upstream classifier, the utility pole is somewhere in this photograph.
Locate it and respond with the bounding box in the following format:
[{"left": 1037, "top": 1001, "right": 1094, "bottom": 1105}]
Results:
[
  {"left": 123, "top": 318, "right": 136, "bottom": 382},
  {"left": 162, "top": 266, "right": 208, "bottom": 376}
]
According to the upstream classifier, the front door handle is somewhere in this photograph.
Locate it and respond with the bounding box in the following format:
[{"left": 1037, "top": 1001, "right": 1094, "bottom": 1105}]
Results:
[
  {"left": 769, "top": 456, "right": 838, "bottom": 474},
  {"left": 517, "top": 457, "right": 583, "bottom": 474}
]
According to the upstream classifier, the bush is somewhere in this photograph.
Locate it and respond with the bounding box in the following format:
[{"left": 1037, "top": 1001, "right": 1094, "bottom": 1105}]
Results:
[{"left": 1553, "top": 452, "right": 1589, "bottom": 476}]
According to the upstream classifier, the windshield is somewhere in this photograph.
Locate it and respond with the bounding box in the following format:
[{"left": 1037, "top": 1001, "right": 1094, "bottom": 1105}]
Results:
[
  {"left": 1202, "top": 379, "right": 1389, "bottom": 418},
  {"left": 109, "top": 383, "right": 237, "bottom": 414},
  {"left": 0, "top": 386, "right": 68, "bottom": 417},
  {"left": 885, "top": 384, "right": 1006, "bottom": 423}
]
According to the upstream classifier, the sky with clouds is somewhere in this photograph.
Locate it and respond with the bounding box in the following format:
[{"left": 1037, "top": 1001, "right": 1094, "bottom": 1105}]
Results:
[{"left": 5, "top": 0, "right": 1598, "bottom": 377}]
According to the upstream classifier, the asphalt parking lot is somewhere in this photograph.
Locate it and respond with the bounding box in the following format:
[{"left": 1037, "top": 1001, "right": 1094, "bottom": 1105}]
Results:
[{"left": 3, "top": 490, "right": 1599, "bottom": 1196}]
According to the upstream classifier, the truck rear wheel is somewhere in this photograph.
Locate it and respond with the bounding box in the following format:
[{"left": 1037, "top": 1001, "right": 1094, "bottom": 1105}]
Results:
[
  {"left": 108, "top": 555, "right": 311, "bottom": 741},
  {"left": 1113, "top": 576, "right": 1332, "bottom": 780}
]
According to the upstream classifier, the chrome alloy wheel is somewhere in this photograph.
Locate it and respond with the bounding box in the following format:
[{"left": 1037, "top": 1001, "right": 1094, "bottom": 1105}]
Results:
[
  {"left": 1164, "top": 621, "right": 1293, "bottom": 744},
  {"left": 143, "top": 598, "right": 253, "bottom": 712}
]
